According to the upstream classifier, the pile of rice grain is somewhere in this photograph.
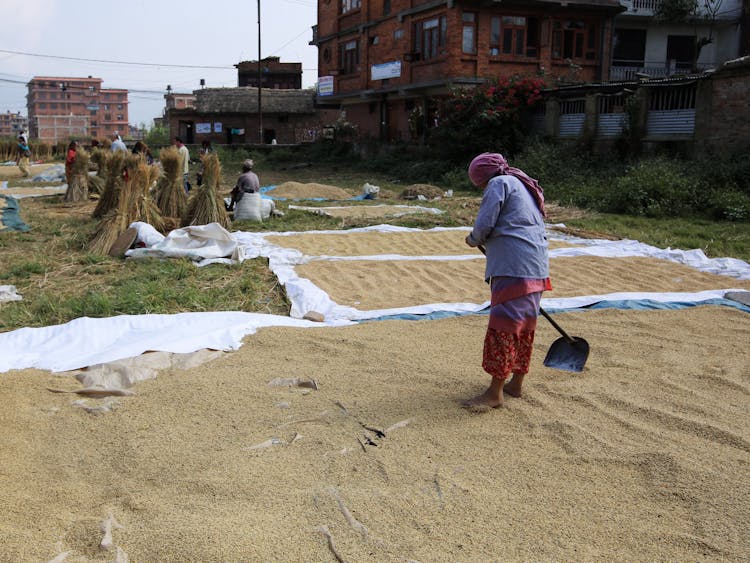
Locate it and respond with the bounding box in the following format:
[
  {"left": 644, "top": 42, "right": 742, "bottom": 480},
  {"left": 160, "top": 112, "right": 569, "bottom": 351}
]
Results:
[
  {"left": 271, "top": 181, "right": 352, "bottom": 200},
  {"left": 400, "top": 184, "right": 444, "bottom": 200}
]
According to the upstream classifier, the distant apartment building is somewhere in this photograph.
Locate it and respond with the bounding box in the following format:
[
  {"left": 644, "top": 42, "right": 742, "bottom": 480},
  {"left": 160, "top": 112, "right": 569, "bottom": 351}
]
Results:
[
  {"left": 612, "top": 0, "right": 744, "bottom": 80},
  {"left": 26, "top": 76, "right": 129, "bottom": 143},
  {"left": 0, "top": 111, "right": 27, "bottom": 139},
  {"left": 235, "top": 57, "right": 303, "bottom": 89}
]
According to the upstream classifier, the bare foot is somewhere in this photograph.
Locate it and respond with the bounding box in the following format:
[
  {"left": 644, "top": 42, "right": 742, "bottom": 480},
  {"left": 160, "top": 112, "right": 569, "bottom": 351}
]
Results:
[
  {"left": 462, "top": 379, "right": 504, "bottom": 410},
  {"left": 503, "top": 373, "right": 525, "bottom": 398}
]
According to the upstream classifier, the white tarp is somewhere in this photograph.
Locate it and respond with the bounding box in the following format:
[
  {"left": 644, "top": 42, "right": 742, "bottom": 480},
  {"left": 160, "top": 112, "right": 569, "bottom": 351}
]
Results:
[
  {"left": 0, "top": 311, "right": 352, "bottom": 373},
  {"left": 126, "top": 222, "right": 246, "bottom": 265},
  {"left": 1, "top": 224, "right": 748, "bottom": 374}
]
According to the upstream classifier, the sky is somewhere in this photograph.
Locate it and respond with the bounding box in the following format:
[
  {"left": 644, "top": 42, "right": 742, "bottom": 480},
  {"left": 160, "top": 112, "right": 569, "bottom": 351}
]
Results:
[{"left": 0, "top": 0, "right": 318, "bottom": 127}]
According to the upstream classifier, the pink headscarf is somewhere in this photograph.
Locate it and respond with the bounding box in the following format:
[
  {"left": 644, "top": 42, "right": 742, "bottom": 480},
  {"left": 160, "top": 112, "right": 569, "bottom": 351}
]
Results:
[{"left": 468, "top": 152, "right": 546, "bottom": 217}]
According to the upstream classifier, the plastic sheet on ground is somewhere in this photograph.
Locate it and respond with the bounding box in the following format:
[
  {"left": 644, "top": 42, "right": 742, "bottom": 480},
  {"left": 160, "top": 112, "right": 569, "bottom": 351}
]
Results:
[
  {"left": 2, "top": 224, "right": 749, "bottom": 374},
  {"left": 0, "top": 311, "right": 352, "bottom": 373},
  {"left": 0, "top": 285, "right": 22, "bottom": 303}
]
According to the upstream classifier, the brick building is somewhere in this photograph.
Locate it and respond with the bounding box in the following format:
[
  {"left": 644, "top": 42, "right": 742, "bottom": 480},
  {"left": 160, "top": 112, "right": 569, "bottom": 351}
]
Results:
[
  {"left": 166, "top": 87, "right": 337, "bottom": 145},
  {"left": 235, "top": 57, "right": 303, "bottom": 89},
  {"left": 0, "top": 111, "right": 27, "bottom": 139},
  {"left": 26, "top": 76, "right": 129, "bottom": 143},
  {"left": 313, "top": 0, "right": 624, "bottom": 142}
]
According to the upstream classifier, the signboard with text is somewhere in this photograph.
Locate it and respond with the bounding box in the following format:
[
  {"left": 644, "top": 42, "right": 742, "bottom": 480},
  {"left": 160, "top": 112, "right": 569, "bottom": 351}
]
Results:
[
  {"left": 318, "top": 76, "right": 334, "bottom": 96},
  {"left": 371, "top": 61, "right": 401, "bottom": 81}
]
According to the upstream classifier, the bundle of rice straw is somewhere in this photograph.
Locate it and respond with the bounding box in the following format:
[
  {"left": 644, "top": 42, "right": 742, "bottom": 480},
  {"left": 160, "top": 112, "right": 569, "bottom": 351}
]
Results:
[
  {"left": 93, "top": 150, "right": 127, "bottom": 218},
  {"left": 88, "top": 148, "right": 110, "bottom": 195},
  {"left": 156, "top": 146, "right": 187, "bottom": 220},
  {"left": 89, "top": 160, "right": 165, "bottom": 255},
  {"left": 182, "top": 153, "right": 230, "bottom": 229},
  {"left": 63, "top": 148, "right": 90, "bottom": 203}
]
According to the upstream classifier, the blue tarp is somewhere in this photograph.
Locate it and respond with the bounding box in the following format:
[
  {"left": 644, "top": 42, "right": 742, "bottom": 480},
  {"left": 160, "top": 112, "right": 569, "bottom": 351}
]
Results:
[
  {"left": 260, "top": 184, "right": 373, "bottom": 202},
  {"left": 360, "top": 298, "right": 750, "bottom": 323},
  {"left": 0, "top": 195, "right": 30, "bottom": 232}
]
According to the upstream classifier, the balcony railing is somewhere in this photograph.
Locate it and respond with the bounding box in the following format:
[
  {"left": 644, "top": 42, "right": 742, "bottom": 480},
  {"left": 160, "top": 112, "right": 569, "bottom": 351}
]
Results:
[
  {"left": 610, "top": 60, "right": 713, "bottom": 81},
  {"left": 619, "top": 0, "right": 661, "bottom": 15}
]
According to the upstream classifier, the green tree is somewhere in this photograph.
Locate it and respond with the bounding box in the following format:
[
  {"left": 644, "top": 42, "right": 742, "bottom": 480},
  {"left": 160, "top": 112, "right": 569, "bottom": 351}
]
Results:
[
  {"left": 144, "top": 123, "right": 170, "bottom": 147},
  {"left": 654, "top": 0, "right": 724, "bottom": 72}
]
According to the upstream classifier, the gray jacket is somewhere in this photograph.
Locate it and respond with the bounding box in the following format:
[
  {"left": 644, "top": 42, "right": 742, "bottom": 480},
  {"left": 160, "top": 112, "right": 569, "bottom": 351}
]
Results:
[{"left": 467, "top": 175, "right": 549, "bottom": 282}]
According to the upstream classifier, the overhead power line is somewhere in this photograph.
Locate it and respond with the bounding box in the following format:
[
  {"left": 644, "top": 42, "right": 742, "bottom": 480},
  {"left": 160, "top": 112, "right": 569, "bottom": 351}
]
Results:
[{"left": 0, "top": 48, "right": 234, "bottom": 70}]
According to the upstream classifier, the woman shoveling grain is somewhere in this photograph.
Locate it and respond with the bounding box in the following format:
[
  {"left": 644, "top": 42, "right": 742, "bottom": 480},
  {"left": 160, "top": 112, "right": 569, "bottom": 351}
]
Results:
[{"left": 463, "top": 152, "right": 551, "bottom": 410}]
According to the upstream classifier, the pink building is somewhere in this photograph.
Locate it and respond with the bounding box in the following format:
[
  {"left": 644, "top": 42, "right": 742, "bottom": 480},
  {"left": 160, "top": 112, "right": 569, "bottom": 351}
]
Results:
[{"left": 26, "top": 76, "right": 129, "bottom": 143}]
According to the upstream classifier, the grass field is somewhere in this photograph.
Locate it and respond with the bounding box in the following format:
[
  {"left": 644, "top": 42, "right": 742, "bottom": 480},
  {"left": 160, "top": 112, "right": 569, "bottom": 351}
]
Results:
[{"left": 1, "top": 157, "right": 748, "bottom": 332}]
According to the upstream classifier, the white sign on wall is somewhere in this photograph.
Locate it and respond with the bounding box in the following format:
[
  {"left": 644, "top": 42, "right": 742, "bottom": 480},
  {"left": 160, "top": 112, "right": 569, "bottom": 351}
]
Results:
[
  {"left": 214, "top": 122, "right": 222, "bottom": 133},
  {"left": 196, "top": 122, "right": 211, "bottom": 134},
  {"left": 318, "top": 76, "right": 334, "bottom": 96},
  {"left": 371, "top": 61, "right": 401, "bottom": 81}
]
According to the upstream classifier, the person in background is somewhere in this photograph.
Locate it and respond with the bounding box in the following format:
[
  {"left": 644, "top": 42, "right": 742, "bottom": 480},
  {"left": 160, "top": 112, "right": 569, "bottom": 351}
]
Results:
[
  {"left": 462, "top": 152, "right": 551, "bottom": 411},
  {"left": 132, "top": 140, "right": 154, "bottom": 165},
  {"left": 110, "top": 132, "right": 127, "bottom": 152},
  {"left": 174, "top": 136, "right": 190, "bottom": 193},
  {"left": 65, "top": 140, "right": 78, "bottom": 186},
  {"left": 15, "top": 134, "right": 31, "bottom": 178},
  {"left": 227, "top": 159, "right": 259, "bottom": 211},
  {"left": 197, "top": 140, "right": 213, "bottom": 185}
]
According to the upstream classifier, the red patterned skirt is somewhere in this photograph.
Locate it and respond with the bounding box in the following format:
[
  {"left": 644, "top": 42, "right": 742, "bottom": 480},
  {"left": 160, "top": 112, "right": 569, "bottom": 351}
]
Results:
[{"left": 482, "top": 276, "right": 551, "bottom": 381}]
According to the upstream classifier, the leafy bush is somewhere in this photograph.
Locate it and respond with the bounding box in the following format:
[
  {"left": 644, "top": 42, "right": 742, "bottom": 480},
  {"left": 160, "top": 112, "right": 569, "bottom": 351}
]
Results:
[
  {"left": 605, "top": 157, "right": 703, "bottom": 217},
  {"left": 428, "top": 76, "right": 546, "bottom": 161}
]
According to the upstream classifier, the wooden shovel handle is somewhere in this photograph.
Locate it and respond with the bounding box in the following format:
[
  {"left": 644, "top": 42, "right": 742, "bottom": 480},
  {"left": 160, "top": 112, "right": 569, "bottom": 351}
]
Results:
[{"left": 476, "top": 244, "right": 576, "bottom": 345}]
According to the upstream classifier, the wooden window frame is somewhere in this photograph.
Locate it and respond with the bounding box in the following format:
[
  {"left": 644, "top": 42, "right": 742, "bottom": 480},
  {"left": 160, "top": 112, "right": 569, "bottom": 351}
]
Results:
[
  {"left": 341, "top": 0, "right": 360, "bottom": 15},
  {"left": 339, "top": 39, "right": 360, "bottom": 75},
  {"left": 462, "top": 12, "right": 477, "bottom": 55},
  {"left": 413, "top": 15, "right": 447, "bottom": 62},
  {"left": 489, "top": 15, "right": 539, "bottom": 58},
  {"left": 552, "top": 20, "right": 598, "bottom": 62}
]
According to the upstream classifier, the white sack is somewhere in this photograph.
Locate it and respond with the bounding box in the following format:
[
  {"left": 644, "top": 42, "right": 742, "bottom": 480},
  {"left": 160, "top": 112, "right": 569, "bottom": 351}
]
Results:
[{"left": 235, "top": 192, "right": 262, "bottom": 221}]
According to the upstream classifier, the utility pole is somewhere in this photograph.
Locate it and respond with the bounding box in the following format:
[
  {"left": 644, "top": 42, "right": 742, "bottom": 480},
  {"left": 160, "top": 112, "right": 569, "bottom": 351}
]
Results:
[{"left": 257, "top": 0, "right": 263, "bottom": 144}]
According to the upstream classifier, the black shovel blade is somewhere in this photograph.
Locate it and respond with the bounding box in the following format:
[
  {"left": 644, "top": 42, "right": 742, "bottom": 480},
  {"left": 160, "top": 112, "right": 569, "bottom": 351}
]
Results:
[{"left": 543, "top": 336, "right": 590, "bottom": 372}]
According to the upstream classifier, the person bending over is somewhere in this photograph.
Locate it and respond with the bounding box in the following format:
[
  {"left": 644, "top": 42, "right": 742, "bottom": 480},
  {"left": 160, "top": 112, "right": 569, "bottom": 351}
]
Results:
[{"left": 463, "top": 152, "right": 551, "bottom": 410}]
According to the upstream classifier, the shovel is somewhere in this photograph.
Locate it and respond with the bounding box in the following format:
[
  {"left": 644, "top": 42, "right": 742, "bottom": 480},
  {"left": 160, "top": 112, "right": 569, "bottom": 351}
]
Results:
[{"left": 477, "top": 245, "right": 589, "bottom": 372}]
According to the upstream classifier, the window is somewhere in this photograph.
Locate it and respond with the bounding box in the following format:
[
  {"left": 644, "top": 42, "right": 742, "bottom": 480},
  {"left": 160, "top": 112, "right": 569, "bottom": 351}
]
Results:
[
  {"left": 339, "top": 39, "right": 359, "bottom": 74},
  {"left": 104, "top": 104, "right": 109, "bottom": 111},
  {"left": 490, "top": 15, "right": 539, "bottom": 57},
  {"left": 117, "top": 104, "right": 123, "bottom": 110},
  {"left": 666, "top": 35, "right": 696, "bottom": 71},
  {"left": 116, "top": 114, "right": 124, "bottom": 121},
  {"left": 383, "top": 0, "right": 391, "bottom": 15},
  {"left": 394, "top": 29, "right": 403, "bottom": 40},
  {"left": 341, "top": 0, "right": 360, "bottom": 14},
  {"left": 552, "top": 20, "right": 597, "bottom": 61},
  {"left": 613, "top": 29, "right": 646, "bottom": 66},
  {"left": 39, "top": 103, "right": 46, "bottom": 109},
  {"left": 462, "top": 12, "right": 477, "bottom": 54},
  {"left": 413, "top": 16, "right": 447, "bottom": 61}
]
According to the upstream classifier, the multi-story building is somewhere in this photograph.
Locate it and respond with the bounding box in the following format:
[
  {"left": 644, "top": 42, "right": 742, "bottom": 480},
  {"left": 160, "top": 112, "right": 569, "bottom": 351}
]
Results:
[
  {"left": 26, "top": 76, "right": 129, "bottom": 143},
  {"left": 313, "top": 0, "right": 624, "bottom": 142},
  {"left": 612, "top": 0, "right": 744, "bottom": 80},
  {"left": 0, "top": 111, "right": 27, "bottom": 139},
  {"left": 235, "top": 57, "right": 303, "bottom": 89}
]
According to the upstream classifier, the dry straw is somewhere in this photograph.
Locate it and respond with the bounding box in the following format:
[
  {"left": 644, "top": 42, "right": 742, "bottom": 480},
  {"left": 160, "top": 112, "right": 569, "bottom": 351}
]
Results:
[
  {"left": 88, "top": 148, "right": 110, "bottom": 195},
  {"left": 93, "top": 151, "right": 133, "bottom": 218},
  {"left": 64, "top": 148, "right": 90, "bottom": 203},
  {"left": 89, "top": 159, "right": 165, "bottom": 255},
  {"left": 155, "top": 146, "right": 187, "bottom": 220},
  {"left": 182, "top": 153, "right": 230, "bottom": 229}
]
